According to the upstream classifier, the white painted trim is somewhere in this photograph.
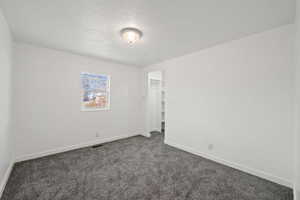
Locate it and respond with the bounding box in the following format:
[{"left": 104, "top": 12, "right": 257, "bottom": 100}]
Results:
[
  {"left": 294, "top": 189, "right": 299, "bottom": 200},
  {"left": 0, "top": 161, "right": 14, "bottom": 198},
  {"left": 141, "top": 132, "right": 151, "bottom": 138},
  {"left": 16, "top": 133, "right": 141, "bottom": 162},
  {"left": 165, "top": 139, "right": 292, "bottom": 188}
]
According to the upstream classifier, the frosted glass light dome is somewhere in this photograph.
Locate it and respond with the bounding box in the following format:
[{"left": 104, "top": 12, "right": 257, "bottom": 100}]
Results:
[{"left": 120, "top": 28, "right": 143, "bottom": 44}]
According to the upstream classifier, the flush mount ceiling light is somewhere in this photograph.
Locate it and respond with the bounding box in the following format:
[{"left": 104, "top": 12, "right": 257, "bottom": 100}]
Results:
[{"left": 120, "top": 27, "right": 143, "bottom": 44}]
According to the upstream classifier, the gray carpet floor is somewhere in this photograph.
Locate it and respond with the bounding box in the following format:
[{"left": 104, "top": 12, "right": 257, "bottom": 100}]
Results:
[{"left": 1, "top": 132, "right": 293, "bottom": 200}]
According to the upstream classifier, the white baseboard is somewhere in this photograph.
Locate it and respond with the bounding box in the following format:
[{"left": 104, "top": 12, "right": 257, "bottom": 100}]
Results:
[
  {"left": 0, "top": 161, "right": 14, "bottom": 198},
  {"left": 141, "top": 132, "right": 151, "bottom": 138},
  {"left": 165, "top": 139, "right": 292, "bottom": 188},
  {"left": 16, "top": 133, "right": 141, "bottom": 162}
]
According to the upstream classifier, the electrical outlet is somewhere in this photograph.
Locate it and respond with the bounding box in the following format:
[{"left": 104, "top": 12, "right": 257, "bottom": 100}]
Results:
[{"left": 208, "top": 144, "right": 214, "bottom": 151}]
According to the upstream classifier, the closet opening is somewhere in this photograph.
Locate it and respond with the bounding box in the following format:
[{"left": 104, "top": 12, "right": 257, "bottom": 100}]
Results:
[{"left": 147, "top": 70, "right": 165, "bottom": 136}]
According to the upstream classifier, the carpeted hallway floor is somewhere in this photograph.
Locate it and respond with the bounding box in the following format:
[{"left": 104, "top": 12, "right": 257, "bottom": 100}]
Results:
[{"left": 1, "top": 132, "right": 293, "bottom": 200}]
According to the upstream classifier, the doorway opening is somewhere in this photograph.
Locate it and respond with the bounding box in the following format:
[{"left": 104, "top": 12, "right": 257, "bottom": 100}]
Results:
[{"left": 147, "top": 70, "right": 165, "bottom": 136}]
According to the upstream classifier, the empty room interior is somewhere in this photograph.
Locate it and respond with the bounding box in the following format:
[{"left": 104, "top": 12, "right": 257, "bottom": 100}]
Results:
[{"left": 1, "top": 0, "right": 300, "bottom": 199}]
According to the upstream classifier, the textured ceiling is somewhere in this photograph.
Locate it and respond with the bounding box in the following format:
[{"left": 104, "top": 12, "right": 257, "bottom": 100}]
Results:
[{"left": 0, "top": 0, "right": 296, "bottom": 67}]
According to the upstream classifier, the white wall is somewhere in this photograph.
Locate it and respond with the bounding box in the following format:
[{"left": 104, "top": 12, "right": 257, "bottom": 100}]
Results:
[
  {"left": 13, "top": 43, "right": 143, "bottom": 160},
  {"left": 0, "top": 8, "right": 13, "bottom": 196},
  {"left": 294, "top": 0, "right": 300, "bottom": 198},
  {"left": 145, "top": 25, "right": 295, "bottom": 186}
]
